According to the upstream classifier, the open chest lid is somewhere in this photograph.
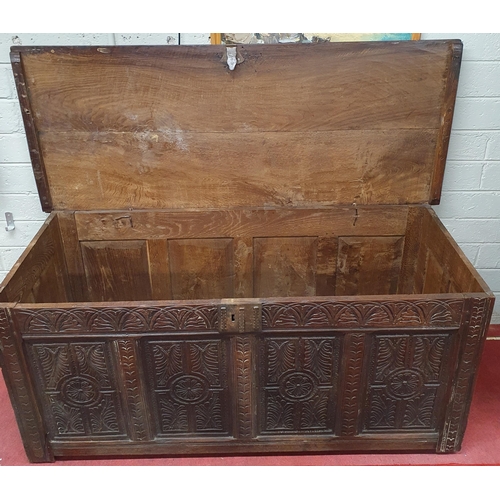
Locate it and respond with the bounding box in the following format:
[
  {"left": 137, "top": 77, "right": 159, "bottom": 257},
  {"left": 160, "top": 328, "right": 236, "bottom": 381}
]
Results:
[{"left": 11, "top": 40, "right": 462, "bottom": 213}]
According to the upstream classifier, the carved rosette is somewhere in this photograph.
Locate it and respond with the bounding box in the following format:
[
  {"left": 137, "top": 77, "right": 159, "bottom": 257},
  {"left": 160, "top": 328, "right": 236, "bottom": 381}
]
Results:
[
  {"left": 365, "top": 334, "right": 450, "bottom": 431},
  {"left": 145, "top": 339, "right": 230, "bottom": 436},
  {"left": 27, "top": 341, "right": 125, "bottom": 438},
  {"left": 258, "top": 336, "right": 340, "bottom": 434}
]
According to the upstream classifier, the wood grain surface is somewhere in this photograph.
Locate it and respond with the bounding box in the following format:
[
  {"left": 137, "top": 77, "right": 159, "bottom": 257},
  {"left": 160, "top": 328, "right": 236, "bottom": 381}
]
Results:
[{"left": 13, "top": 41, "right": 461, "bottom": 210}]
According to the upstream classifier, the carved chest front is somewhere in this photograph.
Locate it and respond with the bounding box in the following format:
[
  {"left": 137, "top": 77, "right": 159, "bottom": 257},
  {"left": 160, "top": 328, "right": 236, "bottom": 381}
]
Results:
[{"left": 0, "top": 40, "right": 494, "bottom": 462}]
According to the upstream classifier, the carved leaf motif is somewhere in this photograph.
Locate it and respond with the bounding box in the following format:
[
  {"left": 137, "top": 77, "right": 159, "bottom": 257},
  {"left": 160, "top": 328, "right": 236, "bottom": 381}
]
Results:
[
  {"left": 236, "top": 337, "right": 252, "bottom": 437},
  {"left": 375, "top": 337, "right": 407, "bottom": 381},
  {"left": 300, "top": 392, "right": 330, "bottom": 429},
  {"left": 261, "top": 300, "right": 463, "bottom": 330},
  {"left": 267, "top": 340, "right": 296, "bottom": 383},
  {"left": 195, "top": 393, "right": 223, "bottom": 431},
  {"left": 74, "top": 344, "right": 110, "bottom": 387},
  {"left": 89, "top": 396, "right": 120, "bottom": 433},
  {"left": 190, "top": 342, "right": 221, "bottom": 385},
  {"left": 35, "top": 344, "right": 71, "bottom": 389},
  {"left": 413, "top": 337, "right": 446, "bottom": 381},
  {"left": 50, "top": 396, "right": 85, "bottom": 435},
  {"left": 159, "top": 398, "right": 188, "bottom": 432},
  {"left": 304, "top": 339, "right": 334, "bottom": 383},
  {"left": 266, "top": 394, "right": 295, "bottom": 430},
  {"left": 369, "top": 390, "right": 397, "bottom": 428},
  {"left": 153, "top": 343, "right": 183, "bottom": 387},
  {"left": 341, "top": 334, "right": 364, "bottom": 435},
  {"left": 403, "top": 391, "right": 436, "bottom": 428}
]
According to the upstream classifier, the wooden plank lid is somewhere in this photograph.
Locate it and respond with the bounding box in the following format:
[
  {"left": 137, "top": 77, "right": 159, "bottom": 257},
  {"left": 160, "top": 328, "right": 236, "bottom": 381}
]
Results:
[{"left": 11, "top": 40, "right": 462, "bottom": 212}]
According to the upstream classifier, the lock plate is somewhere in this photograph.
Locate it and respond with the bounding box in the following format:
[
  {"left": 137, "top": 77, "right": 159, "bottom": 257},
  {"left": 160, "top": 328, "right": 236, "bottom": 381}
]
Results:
[{"left": 219, "top": 300, "right": 261, "bottom": 333}]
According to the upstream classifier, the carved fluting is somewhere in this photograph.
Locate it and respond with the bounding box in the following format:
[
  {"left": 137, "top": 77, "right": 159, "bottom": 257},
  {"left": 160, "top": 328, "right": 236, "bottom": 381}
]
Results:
[
  {"left": 235, "top": 336, "right": 253, "bottom": 438},
  {"left": 440, "top": 299, "right": 487, "bottom": 452},
  {"left": 14, "top": 305, "right": 219, "bottom": 334},
  {"left": 259, "top": 336, "right": 340, "bottom": 434},
  {"left": 341, "top": 334, "right": 365, "bottom": 436},
  {"left": 262, "top": 300, "right": 463, "bottom": 330},
  {"left": 146, "top": 339, "right": 229, "bottom": 436},
  {"left": 28, "top": 341, "right": 125, "bottom": 438},
  {"left": 365, "top": 334, "right": 450, "bottom": 432},
  {"left": 117, "top": 339, "right": 149, "bottom": 441},
  {"left": 0, "top": 310, "right": 48, "bottom": 460}
]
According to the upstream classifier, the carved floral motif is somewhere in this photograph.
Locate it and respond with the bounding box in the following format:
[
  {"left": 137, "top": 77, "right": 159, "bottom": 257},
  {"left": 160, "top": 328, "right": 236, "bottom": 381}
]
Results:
[
  {"left": 365, "top": 334, "right": 449, "bottom": 431},
  {"left": 260, "top": 336, "right": 339, "bottom": 434},
  {"left": 146, "top": 339, "right": 228, "bottom": 435},
  {"left": 28, "top": 341, "right": 124, "bottom": 437}
]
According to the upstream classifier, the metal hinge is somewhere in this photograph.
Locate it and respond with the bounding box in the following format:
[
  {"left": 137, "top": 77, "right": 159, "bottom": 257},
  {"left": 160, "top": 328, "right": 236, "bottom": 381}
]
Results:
[{"left": 219, "top": 299, "right": 261, "bottom": 333}]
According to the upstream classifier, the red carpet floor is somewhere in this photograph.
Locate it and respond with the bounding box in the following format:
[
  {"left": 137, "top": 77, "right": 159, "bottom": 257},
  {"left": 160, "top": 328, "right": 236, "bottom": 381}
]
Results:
[{"left": 2, "top": 326, "right": 500, "bottom": 466}]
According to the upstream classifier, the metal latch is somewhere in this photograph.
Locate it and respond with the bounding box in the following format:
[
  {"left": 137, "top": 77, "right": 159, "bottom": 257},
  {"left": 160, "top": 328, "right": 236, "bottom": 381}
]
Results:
[
  {"left": 226, "top": 46, "right": 238, "bottom": 71},
  {"left": 219, "top": 299, "right": 262, "bottom": 333},
  {"left": 5, "top": 212, "right": 15, "bottom": 231}
]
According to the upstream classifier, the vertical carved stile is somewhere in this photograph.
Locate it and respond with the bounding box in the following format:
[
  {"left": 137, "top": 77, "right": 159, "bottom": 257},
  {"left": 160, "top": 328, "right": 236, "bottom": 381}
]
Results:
[
  {"left": 234, "top": 335, "right": 254, "bottom": 439},
  {"left": 340, "top": 333, "right": 365, "bottom": 435},
  {"left": 0, "top": 308, "right": 53, "bottom": 462},
  {"left": 116, "top": 339, "right": 151, "bottom": 441},
  {"left": 439, "top": 297, "right": 491, "bottom": 452}
]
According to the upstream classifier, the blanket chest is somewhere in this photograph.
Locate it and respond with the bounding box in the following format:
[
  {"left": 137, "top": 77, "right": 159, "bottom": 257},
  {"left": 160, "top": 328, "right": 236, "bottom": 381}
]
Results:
[{"left": 0, "top": 40, "right": 495, "bottom": 462}]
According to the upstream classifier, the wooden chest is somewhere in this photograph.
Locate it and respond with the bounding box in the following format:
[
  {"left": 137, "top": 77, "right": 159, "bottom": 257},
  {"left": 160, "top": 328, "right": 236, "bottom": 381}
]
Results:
[{"left": 0, "top": 40, "right": 495, "bottom": 462}]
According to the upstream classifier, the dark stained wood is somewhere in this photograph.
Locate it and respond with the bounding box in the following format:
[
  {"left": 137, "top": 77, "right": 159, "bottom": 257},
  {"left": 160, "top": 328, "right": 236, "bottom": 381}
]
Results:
[
  {"left": 168, "top": 239, "right": 234, "bottom": 300},
  {"left": 0, "top": 308, "right": 54, "bottom": 461},
  {"left": 336, "top": 236, "right": 404, "bottom": 295},
  {"left": 81, "top": 240, "right": 152, "bottom": 301},
  {"left": 253, "top": 237, "right": 317, "bottom": 297}
]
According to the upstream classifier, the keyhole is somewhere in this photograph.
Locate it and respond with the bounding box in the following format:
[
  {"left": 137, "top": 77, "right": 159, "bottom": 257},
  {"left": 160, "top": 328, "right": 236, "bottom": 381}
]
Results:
[{"left": 231, "top": 314, "right": 236, "bottom": 322}]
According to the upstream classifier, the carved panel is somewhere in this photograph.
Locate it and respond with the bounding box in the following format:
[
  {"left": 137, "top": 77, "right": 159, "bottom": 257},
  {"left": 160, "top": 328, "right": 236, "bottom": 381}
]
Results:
[
  {"left": 364, "top": 333, "right": 450, "bottom": 432},
  {"left": 14, "top": 305, "right": 219, "bottom": 334},
  {"left": 258, "top": 335, "right": 340, "bottom": 434},
  {"left": 145, "top": 339, "right": 230, "bottom": 436},
  {"left": 27, "top": 341, "right": 126, "bottom": 438},
  {"left": 262, "top": 300, "right": 463, "bottom": 330}
]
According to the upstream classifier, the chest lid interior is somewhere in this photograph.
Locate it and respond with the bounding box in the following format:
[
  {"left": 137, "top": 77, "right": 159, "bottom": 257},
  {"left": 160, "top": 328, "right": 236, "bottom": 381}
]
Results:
[{"left": 11, "top": 40, "right": 462, "bottom": 213}]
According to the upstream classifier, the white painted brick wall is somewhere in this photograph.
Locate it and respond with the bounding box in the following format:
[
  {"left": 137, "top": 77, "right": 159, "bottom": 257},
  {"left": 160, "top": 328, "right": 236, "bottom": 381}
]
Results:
[
  {"left": 423, "top": 33, "right": 500, "bottom": 322},
  {"left": 0, "top": 32, "right": 498, "bottom": 323}
]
